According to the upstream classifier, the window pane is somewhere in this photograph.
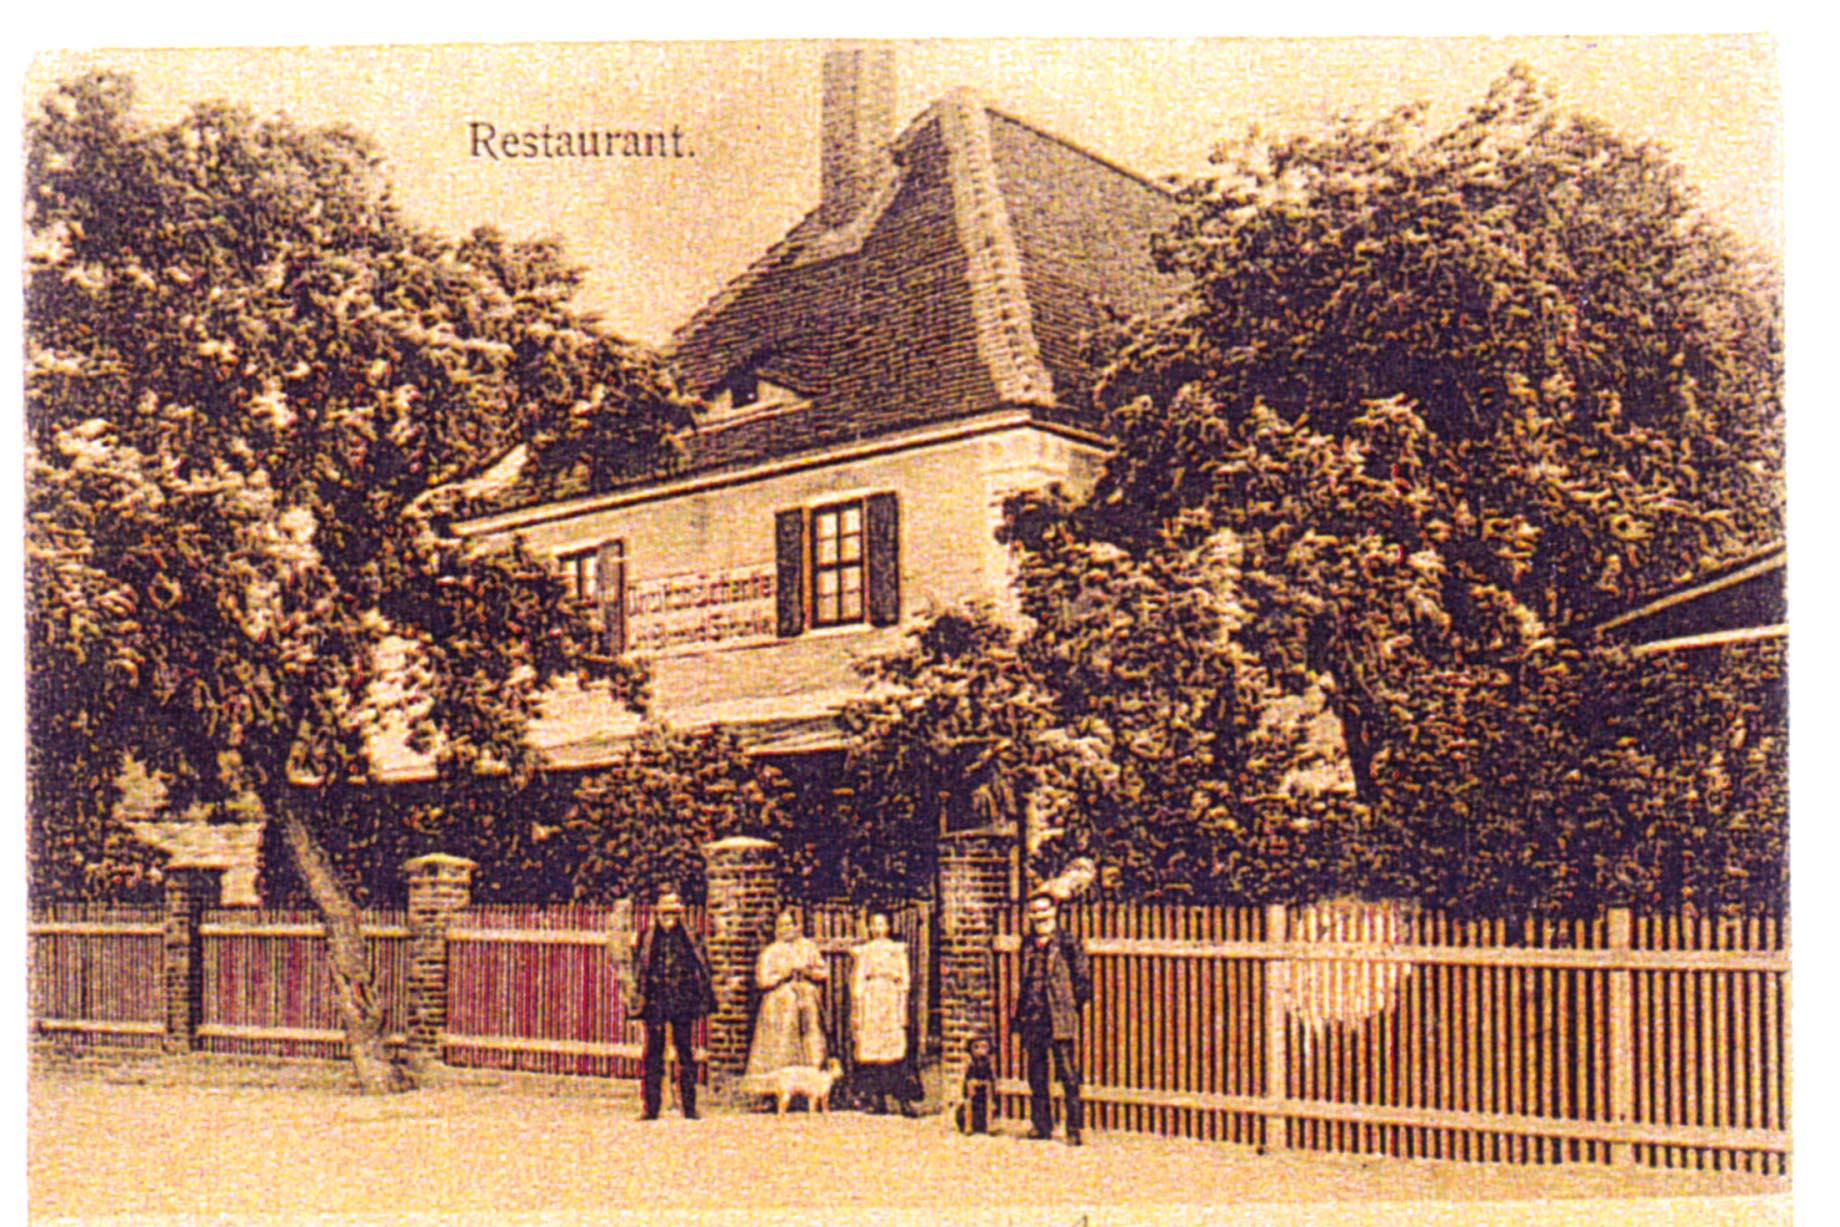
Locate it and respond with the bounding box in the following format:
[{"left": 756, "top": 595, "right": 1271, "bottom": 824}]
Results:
[
  {"left": 817, "top": 570, "right": 839, "bottom": 597},
  {"left": 816, "top": 534, "right": 838, "bottom": 565},
  {"left": 841, "top": 567, "right": 862, "bottom": 594},
  {"left": 817, "top": 593, "right": 838, "bottom": 624},
  {"left": 841, "top": 505, "right": 861, "bottom": 535},
  {"left": 840, "top": 590, "right": 862, "bottom": 620},
  {"left": 840, "top": 530, "right": 862, "bottom": 563}
]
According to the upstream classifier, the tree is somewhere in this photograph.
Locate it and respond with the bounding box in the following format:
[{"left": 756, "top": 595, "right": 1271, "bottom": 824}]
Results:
[
  {"left": 25, "top": 74, "right": 691, "bottom": 1089},
  {"left": 835, "top": 607, "right": 1060, "bottom": 899},
  {"left": 989, "top": 67, "right": 1783, "bottom": 912},
  {"left": 561, "top": 727, "right": 797, "bottom": 904}
]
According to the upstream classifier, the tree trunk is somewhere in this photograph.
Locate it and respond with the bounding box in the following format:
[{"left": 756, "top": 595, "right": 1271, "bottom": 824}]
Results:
[
  {"left": 1334, "top": 696, "right": 1380, "bottom": 805},
  {"left": 277, "top": 798, "right": 415, "bottom": 1094}
]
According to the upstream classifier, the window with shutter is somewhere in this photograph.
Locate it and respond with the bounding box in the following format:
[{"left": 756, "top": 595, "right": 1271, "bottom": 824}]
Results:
[
  {"left": 779, "top": 493, "right": 901, "bottom": 634},
  {"left": 810, "top": 500, "right": 866, "bottom": 628},
  {"left": 865, "top": 491, "right": 900, "bottom": 627},
  {"left": 775, "top": 509, "right": 806, "bottom": 638},
  {"left": 559, "top": 542, "right": 627, "bottom": 654},
  {"left": 597, "top": 541, "right": 627, "bottom": 655}
]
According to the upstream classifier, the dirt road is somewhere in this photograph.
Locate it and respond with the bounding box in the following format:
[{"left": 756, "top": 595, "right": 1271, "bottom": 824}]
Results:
[{"left": 28, "top": 1059, "right": 1788, "bottom": 1226}]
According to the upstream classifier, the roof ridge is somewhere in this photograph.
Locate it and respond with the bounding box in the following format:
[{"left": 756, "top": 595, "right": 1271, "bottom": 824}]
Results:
[
  {"left": 935, "top": 90, "right": 1056, "bottom": 409},
  {"left": 981, "top": 104, "right": 1180, "bottom": 198}
]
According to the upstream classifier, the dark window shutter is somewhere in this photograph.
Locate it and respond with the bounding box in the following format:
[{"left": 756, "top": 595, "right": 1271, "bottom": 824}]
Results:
[
  {"left": 775, "top": 509, "right": 806, "bottom": 638},
  {"left": 866, "top": 491, "right": 901, "bottom": 627},
  {"left": 597, "top": 541, "right": 626, "bottom": 655}
]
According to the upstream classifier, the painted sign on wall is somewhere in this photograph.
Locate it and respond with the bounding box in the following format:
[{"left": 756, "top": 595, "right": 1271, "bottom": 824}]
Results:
[{"left": 626, "top": 564, "right": 778, "bottom": 657}]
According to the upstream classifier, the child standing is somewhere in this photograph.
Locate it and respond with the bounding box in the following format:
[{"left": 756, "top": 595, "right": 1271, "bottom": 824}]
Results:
[{"left": 955, "top": 1035, "right": 996, "bottom": 1135}]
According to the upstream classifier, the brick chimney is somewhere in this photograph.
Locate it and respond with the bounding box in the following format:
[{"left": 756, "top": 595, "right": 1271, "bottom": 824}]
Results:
[{"left": 820, "top": 44, "right": 896, "bottom": 228}]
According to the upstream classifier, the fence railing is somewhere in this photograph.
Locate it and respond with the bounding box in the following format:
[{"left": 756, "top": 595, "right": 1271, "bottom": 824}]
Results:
[
  {"left": 28, "top": 903, "right": 166, "bottom": 1046},
  {"left": 29, "top": 897, "right": 1789, "bottom": 1173},
  {"left": 443, "top": 902, "right": 708, "bottom": 1079},
  {"left": 198, "top": 909, "right": 412, "bottom": 1059},
  {"left": 992, "top": 902, "right": 1789, "bottom": 1173}
]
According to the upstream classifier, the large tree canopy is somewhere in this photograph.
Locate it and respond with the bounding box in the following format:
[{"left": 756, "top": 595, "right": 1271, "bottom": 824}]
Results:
[
  {"left": 1074, "top": 67, "right": 1784, "bottom": 911},
  {"left": 845, "top": 68, "right": 1784, "bottom": 914},
  {"left": 25, "top": 74, "right": 693, "bottom": 1087}
]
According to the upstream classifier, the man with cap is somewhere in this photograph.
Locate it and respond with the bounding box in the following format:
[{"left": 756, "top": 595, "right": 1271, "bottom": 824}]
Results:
[
  {"left": 1010, "top": 891, "right": 1092, "bottom": 1145},
  {"left": 632, "top": 886, "right": 716, "bottom": 1120}
]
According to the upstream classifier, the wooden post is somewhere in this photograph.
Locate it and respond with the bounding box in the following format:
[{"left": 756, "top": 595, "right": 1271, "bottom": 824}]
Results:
[
  {"left": 1263, "top": 902, "right": 1289, "bottom": 1154},
  {"left": 1607, "top": 907, "right": 1634, "bottom": 1165}
]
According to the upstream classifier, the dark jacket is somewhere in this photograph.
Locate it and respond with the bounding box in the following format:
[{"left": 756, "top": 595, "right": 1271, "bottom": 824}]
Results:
[
  {"left": 632, "top": 921, "right": 717, "bottom": 1021},
  {"left": 1010, "top": 926, "right": 1092, "bottom": 1040}
]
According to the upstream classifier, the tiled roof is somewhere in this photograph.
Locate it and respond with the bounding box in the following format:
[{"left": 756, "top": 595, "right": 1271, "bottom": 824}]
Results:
[{"left": 667, "top": 93, "right": 1185, "bottom": 478}]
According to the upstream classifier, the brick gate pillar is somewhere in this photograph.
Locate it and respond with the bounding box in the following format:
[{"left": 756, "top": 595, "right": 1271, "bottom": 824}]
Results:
[
  {"left": 701, "top": 836, "right": 781, "bottom": 1085},
  {"left": 403, "top": 853, "right": 476, "bottom": 1070},
  {"left": 937, "top": 831, "right": 1013, "bottom": 1099},
  {"left": 161, "top": 866, "right": 224, "bottom": 1054}
]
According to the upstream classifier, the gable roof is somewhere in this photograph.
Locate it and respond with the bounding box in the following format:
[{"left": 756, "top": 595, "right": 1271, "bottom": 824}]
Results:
[{"left": 663, "top": 90, "right": 1186, "bottom": 479}]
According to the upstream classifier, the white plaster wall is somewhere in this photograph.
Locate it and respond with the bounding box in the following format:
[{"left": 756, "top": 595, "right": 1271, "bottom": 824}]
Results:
[{"left": 491, "top": 421, "right": 1104, "bottom": 752}]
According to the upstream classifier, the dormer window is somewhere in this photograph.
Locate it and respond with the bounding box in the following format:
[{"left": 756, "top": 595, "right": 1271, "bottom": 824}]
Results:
[{"left": 704, "top": 358, "right": 808, "bottom": 430}]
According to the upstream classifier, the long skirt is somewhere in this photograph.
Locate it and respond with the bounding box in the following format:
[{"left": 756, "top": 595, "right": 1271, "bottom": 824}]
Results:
[{"left": 738, "top": 980, "right": 825, "bottom": 1094}]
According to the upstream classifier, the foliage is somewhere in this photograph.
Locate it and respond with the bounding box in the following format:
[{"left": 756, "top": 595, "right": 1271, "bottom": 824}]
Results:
[
  {"left": 834, "top": 607, "right": 1059, "bottom": 899},
  {"left": 1099, "top": 64, "right": 1781, "bottom": 599},
  {"left": 558, "top": 728, "right": 796, "bottom": 904},
  {"left": 842, "top": 67, "right": 1785, "bottom": 915},
  {"left": 1050, "top": 66, "right": 1786, "bottom": 913},
  {"left": 23, "top": 75, "right": 684, "bottom": 905}
]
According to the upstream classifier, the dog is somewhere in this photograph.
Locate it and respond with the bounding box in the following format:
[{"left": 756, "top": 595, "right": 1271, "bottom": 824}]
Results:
[{"left": 761, "top": 1059, "right": 843, "bottom": 1114}]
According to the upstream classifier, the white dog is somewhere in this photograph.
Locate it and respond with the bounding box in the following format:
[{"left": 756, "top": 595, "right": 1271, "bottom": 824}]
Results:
[{"left": 761, "top": 1059, "right": 843, "bottom": 1114}]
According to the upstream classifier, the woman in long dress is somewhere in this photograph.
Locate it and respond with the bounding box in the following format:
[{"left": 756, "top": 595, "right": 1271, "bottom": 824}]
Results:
[
  {"left": 850, "top": 911, "right": 913, "bottom": 1114},
  {"left": 740, "top": 909, "right": 828, "bottom": 1095}
]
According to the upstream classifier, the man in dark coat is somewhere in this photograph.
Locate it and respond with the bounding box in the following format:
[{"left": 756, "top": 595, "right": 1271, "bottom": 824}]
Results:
[
  {"left": 632, "top": 887, "right": 717, "bottom": 1120},
  {"left": 1010, "top": 892, "right": 1092, "bottom": 1145}
]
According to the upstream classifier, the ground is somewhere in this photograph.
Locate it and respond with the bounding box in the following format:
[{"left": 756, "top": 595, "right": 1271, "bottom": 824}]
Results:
[{"left": 28, "top": 1055, "right": 1788, "bottom": 1227}]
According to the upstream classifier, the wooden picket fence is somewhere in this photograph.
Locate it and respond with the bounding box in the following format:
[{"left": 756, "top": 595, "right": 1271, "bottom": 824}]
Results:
[
  {"left": 29, "top": 902, "right": 167, "bottom": 1048},
  {"left": 196, "top": 908, "right": 413, "bottom": 1059},
  {"left": 29, "top": 897, "right": 1789, "bottom": 1173},
  {"left": 442, "top": 902, "right": 707, "bottom": 1079},
  {"left": 992, "top": 901, "right": 1790, "bottom": 1173}
]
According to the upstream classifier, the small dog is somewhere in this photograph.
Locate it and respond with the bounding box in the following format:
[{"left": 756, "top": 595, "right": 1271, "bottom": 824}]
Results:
[{"left": 763, "top": 1059, "right": 843, "bottom": 1114}]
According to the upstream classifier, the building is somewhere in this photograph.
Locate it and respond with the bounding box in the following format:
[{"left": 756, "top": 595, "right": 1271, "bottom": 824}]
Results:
[{"left": 411, "top": 49, "right": 1184, "bottom": 814}]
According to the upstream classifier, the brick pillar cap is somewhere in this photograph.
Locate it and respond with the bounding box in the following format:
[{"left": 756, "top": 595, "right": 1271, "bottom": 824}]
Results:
[
  {"left": 703, "top": 836, "right": 778, "bottom": 852},
  {"left": 404, "top": 852, "right": 478, "bottom": 881}
]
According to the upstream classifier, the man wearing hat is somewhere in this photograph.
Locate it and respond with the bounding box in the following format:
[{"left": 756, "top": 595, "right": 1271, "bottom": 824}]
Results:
[
  {"left": 1011, "top": 892, "right": 1092, "bottom": 1145},
  {"left": 632, "top": 886, "right": 717, "bottom": 1120}
]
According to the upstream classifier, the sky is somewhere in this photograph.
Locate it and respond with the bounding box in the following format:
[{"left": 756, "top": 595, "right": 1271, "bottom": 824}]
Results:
[{"left": 24, "top": 36, "right": 1781, "bottom": 347}]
